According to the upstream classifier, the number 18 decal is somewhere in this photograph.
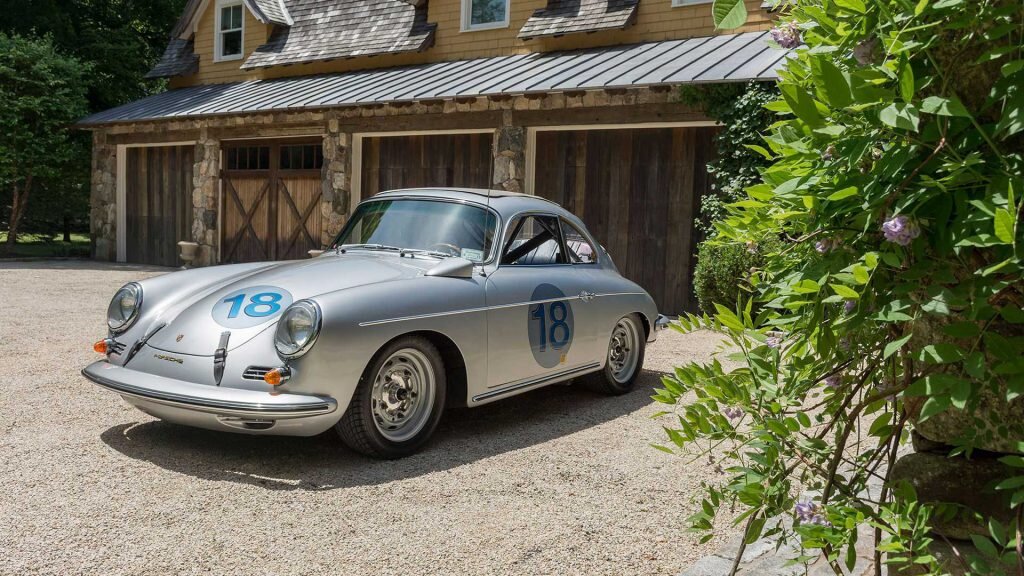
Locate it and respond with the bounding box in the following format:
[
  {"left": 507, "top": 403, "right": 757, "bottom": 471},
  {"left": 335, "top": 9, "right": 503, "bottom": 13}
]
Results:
[
  {"left": 212, "top": 286, "right": 294, "bottom": 329},
  {"left": 528, "top": 283, "right": 574, "bottom": 369}
]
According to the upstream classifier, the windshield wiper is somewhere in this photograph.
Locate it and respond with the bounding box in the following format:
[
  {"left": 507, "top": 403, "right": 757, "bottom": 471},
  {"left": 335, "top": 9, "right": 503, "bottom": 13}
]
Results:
[
  {"left": 342, "top": 243, "right": 404, "bottom": 253},
  {"left": 400, "top": 248, "right": 453, "bottom": 259}
]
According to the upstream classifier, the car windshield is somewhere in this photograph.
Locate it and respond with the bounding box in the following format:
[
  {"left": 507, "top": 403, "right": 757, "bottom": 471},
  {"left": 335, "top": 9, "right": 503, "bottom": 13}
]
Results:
[{"left": 333, "top": 198, "right": 498, "bottom": 263}]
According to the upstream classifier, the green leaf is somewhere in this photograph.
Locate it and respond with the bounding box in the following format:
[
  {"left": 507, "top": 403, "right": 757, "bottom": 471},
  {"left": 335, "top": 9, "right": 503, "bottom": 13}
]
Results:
[
  {"left": 830, "top": 284, "right": 860, "bottom": 299},
  {"left": 780, "top": 84, "right": 824, "bottom": 127},
  {"left": 884, "top": 334, "right": 913, "bottom": 359},
  {"left": 899, "top": 58, "right": 915, "bottom": 102},
  {"left": 919, "top": 395, "right": 950, "bottom": 421},
  {"left": 814, "top": 59, "right": 853, "bottom": 108},
  {"left": 949, "top": 379, "right": 971, "bottom": 410},
  {"left": 994, "top": 209, "right": 1014, "bottom": 243},
  {"left": 917, "top": 343, "right": 965, "bottom": 364},
  {"left": 879, "top": 103, "right": 921, "bottom": 131},
  {"left": 827, "top": 186, "right": 859, "bottom": 201},
  {"left": 921, "top": 96, "right": 970, "bottom": 117},
  {"left": 711, "top": 0, "right": 749, "bottom": 30},
  {"left": 833, "top": 0, "right": 866, "bottom": 12}
]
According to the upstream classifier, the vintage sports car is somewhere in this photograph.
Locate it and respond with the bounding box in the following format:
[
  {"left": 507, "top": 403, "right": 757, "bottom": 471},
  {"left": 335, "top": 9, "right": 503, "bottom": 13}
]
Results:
[{"left": 83, "top": 188, "right": 667, "bottom": 458}]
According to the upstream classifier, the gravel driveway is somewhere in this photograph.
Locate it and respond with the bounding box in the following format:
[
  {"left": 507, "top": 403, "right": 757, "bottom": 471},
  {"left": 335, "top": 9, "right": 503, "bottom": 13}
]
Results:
[{"left": 0, "top": 261, "right": 735, "bottom": 576}]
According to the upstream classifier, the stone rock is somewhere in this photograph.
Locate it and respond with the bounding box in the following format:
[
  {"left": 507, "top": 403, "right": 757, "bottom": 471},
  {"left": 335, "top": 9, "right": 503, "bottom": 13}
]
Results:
[
  {"left": 889, "top": 452, "right": 1015, "bottom": 540},
  {"left": 906, "top": 387, "right": 1024, "bottom": 455},
  {"left": 911, "top": 430, "right": 951, "bottom": 454}
]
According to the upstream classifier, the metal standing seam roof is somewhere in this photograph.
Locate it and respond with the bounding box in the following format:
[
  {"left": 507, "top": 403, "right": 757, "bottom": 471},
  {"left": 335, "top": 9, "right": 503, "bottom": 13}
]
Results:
[{"left": 80, "top": 31, "right": 790, "bottom": 126}]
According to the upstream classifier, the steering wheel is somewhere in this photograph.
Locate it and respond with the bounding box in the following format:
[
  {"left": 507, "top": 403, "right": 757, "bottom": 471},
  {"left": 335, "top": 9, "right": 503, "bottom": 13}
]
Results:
[{"left": 428, "top": 243, "right": 461, "bottom": 257}]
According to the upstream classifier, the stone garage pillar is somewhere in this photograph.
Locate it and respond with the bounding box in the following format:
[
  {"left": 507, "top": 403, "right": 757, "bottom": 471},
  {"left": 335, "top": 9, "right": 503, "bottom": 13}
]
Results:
[
  {"left": 321, "top": 114, "right": 351, "bottom": 248},
  {"left": 191, "top": 128, "right": 220, "bottom": 266},
  {"left": 90, "top": 130, "right": 117, "bottom": 261},
  {"left": 493, "top": 111, "right": 526, "bottom": 193}
]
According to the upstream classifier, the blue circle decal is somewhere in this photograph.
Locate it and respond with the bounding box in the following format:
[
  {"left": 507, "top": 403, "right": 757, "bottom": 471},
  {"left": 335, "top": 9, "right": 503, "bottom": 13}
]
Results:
[
  {"left": 527, "top": 283, "right": 574, "bottom": 369},
  {"left": 212, "top": 286, "right": 294, "bottom": 329}
]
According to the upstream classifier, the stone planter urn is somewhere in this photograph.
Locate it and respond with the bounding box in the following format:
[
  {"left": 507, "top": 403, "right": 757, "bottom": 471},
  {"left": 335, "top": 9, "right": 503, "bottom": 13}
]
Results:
[
  {"left": 308, "top": 249, "right": 325, "bottom": 258},
  {"left": 177, "top": 241, "right": 200, "bottom": 268}
]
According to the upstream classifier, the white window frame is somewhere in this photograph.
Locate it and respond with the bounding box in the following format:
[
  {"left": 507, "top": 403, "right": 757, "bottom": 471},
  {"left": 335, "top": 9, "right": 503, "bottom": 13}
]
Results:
[
  {"left": 215, "top": 0, "right": 245, "bottom": 62},
  {"left": 460, "top": 0, "right": 511, "bottom": 32},
  {"left": 671, "top": 0, "right": 713, "bottom": 6}
]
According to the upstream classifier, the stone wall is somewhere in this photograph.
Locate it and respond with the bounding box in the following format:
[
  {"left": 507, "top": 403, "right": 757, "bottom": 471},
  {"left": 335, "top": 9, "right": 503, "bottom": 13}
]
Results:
[
  {"left": 89, "top": 131, "right": 117, "bottom": 261},
  {"left": 87, "top": 87, "right": 707, "bottom": 265},
  {"left": 191, "top": 128, "right": 220, "bottom": 266}
]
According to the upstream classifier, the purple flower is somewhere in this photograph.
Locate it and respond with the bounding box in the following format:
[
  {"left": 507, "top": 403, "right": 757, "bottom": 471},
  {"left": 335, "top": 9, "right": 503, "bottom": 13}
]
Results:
[
  {"left": 824, "top": 374, "right": 841, "bottom": 389},
  {"left": 723, "top": 406, "right": 744, "bottom": 421},
  {"left": 882, "top": 215, "right": 921, "bottom": 246},
  {"left": 770, "top": 21, "right": 802, "bottom": 50},
  {"left": 815, "top": 237, "right": 841, "bottom": 254},
  {"left": 853, "top": 37, "right": 880, "bottom": 66},
  {"left": 821, "top": 145, "right": 836, "bottom": 161},
  {"left": 795, "top": 500, "right": 831, "bottom": 526},
  {"left": 766, "top": 334, "right": 783, "bottom": 349},
  {"left": 844, "top": 299, "right": 857, "bottom": 314}
]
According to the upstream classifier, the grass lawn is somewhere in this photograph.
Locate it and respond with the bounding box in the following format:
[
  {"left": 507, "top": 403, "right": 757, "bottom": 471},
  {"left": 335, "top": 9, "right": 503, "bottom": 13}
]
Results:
[{"left": 0, "top": 232, "right": 90, "bottom": 258}]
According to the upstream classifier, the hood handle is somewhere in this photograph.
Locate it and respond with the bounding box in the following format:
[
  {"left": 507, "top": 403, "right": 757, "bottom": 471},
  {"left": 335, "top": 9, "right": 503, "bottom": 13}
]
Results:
[{"left": 214, "top": 331, "right": 231, "bottom": 386}]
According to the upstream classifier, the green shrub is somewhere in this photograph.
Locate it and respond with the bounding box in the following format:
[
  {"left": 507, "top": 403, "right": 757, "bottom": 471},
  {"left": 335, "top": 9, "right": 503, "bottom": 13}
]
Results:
[
  {"left": 656, "top": 0, "right": 1024, "bottom": 574},
  {"left": 693, "top": 237, "right": 781, "bottom": 314}
]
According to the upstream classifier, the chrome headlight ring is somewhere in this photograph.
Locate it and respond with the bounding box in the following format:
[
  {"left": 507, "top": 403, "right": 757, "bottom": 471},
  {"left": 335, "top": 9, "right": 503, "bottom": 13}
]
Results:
[
  {"left": 275, "top": 300, "right": 322, "bottom": 359},
  {"left": 107, "top": 282, "right": 143, "bottom": 334}
]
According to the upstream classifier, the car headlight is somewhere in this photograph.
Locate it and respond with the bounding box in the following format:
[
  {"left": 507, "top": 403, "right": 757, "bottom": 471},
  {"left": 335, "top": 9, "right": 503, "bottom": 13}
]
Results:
[
  {"left": 107, "top": 283, "right": 143, "bottom": 333},
  {"left": 275, "top": 300, "right": 322, "bottom": 359}
]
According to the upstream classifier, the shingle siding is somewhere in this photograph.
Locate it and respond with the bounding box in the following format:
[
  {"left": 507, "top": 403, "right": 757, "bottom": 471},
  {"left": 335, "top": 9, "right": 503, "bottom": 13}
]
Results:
[{"left": 518, "top": 0, "right": 640, "bottom": 40}]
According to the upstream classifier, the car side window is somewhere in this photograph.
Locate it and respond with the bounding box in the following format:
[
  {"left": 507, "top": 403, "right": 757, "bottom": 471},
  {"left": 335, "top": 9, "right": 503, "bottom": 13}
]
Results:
[
  {"left": 501, "top": 215, "right": 566, "bottom": 266},
  {"left": 562, "top": 220, "right": 597, "bottom": 264}
]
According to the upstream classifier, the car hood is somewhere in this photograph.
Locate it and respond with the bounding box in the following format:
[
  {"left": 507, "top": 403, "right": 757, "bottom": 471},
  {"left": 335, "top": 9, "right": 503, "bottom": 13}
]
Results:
[{"left": 146, "top": 252, "right": 433, "bottom": 356}]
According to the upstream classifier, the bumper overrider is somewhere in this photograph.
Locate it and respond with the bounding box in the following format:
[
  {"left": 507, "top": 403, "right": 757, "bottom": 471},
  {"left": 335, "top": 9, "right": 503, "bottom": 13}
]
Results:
[{"left": 82, "top": 361, "right": 339, "bottom": 436}]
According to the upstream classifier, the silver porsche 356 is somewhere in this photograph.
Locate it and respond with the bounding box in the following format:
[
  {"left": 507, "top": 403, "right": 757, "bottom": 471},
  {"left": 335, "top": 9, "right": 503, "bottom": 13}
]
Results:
[{"left": 83, "top": 188, "right": 666, "bottom": 458}]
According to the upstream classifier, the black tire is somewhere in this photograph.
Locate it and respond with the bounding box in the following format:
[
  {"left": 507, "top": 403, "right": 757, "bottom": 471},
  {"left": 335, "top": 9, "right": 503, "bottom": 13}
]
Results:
[
  {"left": 585, "top": 314, "right": 647, "bottom": 395},
  {"left": 335, "top": 335, "right": 447, "bottom": 459}
]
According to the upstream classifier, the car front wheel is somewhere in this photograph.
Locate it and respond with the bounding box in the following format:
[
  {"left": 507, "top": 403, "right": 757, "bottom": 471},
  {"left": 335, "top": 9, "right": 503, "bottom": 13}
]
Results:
[
  {"left": 586, "top": 314, "right": 646, "bottom": 395},
  {"left": 335, "top": 336, "right": 446, "bottom": 459}
]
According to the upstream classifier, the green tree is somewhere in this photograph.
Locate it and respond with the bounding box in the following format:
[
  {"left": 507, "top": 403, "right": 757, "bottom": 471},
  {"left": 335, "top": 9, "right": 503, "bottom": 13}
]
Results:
[
  {"left": 658, "top": 0, "right": 1024, "bottom": 573},
  {"left": 0, "top": 33, "right": 89, "bottom": 249}
]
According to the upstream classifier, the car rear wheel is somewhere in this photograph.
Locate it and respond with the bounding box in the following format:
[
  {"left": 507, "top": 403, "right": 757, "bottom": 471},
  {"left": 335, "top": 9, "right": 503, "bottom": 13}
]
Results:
[
  {"left": 335, "top": 336, "right": 446, "bottom": 459},
  {"left": 586, "top": 314, "right": 646, "bottom": 395}
]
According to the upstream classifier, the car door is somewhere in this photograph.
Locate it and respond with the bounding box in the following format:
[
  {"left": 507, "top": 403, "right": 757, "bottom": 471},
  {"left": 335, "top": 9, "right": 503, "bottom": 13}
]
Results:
[{"left": 483, "top": 214, "right": 600, "bottom": 393}]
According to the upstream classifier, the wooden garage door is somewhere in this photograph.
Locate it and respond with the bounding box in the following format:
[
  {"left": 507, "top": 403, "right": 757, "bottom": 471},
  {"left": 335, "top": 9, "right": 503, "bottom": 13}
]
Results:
[
  {"left": 221, "top": 139, "right": 323, "bottom": 263},
  {"left": 533, "top": 127, "right": 717, "bottom": 314},
  {"left": 125, "top": 145, "right": 195, "bottom": 267},
  {"left": 360, "top": 133, "right": 492, "bottom": 197}
]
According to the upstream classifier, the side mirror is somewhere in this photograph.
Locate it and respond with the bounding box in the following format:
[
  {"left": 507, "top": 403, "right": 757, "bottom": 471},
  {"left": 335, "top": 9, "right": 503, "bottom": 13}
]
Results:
[{"left": 425, "top": 257, "right": 475, "bottom": 279}]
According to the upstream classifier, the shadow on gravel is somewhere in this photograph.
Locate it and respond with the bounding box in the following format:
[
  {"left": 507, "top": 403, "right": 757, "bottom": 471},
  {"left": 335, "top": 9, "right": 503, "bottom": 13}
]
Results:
[{"left": 100, "top": 370, "right": 665, "bottom": 491}]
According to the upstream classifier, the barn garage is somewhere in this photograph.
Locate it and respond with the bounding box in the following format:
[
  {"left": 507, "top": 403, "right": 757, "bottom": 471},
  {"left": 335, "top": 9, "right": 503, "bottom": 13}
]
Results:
[{"left": 530, "top": 125, "right": 718, "bottom": 313}]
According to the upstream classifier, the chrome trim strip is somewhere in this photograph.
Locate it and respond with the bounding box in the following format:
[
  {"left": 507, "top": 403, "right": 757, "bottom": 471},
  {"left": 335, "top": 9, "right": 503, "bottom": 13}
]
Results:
[
  {"left": 359, "top": 292, "right": 647, "bottom": 327},
  {"left": 472, "top": 362, "right": 602, "bottom": 402},
  {"left": 82, "top": 369, "right": 337, "bottom": 419}
]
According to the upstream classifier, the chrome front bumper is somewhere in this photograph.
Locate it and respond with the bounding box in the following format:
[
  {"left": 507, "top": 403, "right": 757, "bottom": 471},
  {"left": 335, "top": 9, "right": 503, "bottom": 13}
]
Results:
[{"left": 83, "top": 361, "right": 339, "bottom": 435}]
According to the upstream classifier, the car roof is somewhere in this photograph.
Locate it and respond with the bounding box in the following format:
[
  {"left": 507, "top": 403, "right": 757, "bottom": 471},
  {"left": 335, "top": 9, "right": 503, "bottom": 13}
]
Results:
[{"left": 371, "top": 187, "right": 570, "bottom": 218}]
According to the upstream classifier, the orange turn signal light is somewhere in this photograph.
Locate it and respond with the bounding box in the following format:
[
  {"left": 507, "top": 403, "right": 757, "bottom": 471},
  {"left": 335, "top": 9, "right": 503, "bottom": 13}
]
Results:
[
  {"left": 94, "top": 339, "right": 110, "bottom": 354},
  {"left": 264, "top": 367, "right": 290, "bottom": 386}
]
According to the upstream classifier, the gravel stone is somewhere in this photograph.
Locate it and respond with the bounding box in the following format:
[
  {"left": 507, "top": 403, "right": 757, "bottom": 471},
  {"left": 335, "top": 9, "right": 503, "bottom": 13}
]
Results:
[{"left": 0, "top": 261, "right": 738, "bottom": 575}]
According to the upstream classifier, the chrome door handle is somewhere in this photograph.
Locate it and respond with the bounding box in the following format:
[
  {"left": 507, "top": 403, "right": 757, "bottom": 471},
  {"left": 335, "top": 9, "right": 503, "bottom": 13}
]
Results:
[{"left": 579, "top": 291, "right": 595, "bottom": 302}]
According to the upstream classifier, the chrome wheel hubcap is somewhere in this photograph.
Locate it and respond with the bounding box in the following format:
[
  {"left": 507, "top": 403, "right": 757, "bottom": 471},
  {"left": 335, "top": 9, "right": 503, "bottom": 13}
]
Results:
[
  {"left": 371, "top": 348, "right": 435, "bottom": 442},
  {"left": 608, "top": 317, "right": 640, "bottom": 384}
]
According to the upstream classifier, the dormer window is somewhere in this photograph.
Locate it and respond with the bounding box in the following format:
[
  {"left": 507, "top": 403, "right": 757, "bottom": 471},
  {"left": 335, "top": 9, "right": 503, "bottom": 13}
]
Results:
[
  {"left": 216, "top": 0, "right": 244, "bottom": 61},
  {"left": 462, "top": 0, "right": 510, "bottom": 31}
]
